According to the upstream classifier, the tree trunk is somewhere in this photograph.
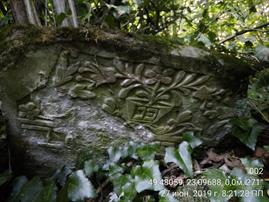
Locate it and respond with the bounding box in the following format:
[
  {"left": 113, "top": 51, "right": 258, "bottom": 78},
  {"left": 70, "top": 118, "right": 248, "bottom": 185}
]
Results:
[
  {"left": 9, "top": 0, "right": 29, "bottom": 24},
  {"left": 23, "top": 0, "right": 41, "bottom": 26},
  {"left": 68, "top": 0, "right": 78, "bottom": 27}
]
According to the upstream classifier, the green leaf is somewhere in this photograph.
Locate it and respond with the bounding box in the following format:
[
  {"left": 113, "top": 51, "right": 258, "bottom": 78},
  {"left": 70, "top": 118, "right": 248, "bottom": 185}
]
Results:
[
  {"left": 67, "top": 170, "right": 96, "bottom": 201},
  {"left": 54, "top": 166, "right": 72, "bottom": 187},
  {"left": 107, "top": 146, "right": 126, "bottom": 163},
  {"left": 136, "top": 144, "right": 160, "bottom": 161},
  {"left": 231, "top": 118, "right": 264, "bottom": 150},
  {"left": 55, "top": 12, "right": 68, "bottom": 25},
  {"left": 104, "top": 143, "right": 139, "bottom": 169},
  {"left": 35, "top": 180, "right": 57, "bottom": 202},
  {"left": 182, "top": 132, "right": 202, "bottom": 149},
  {"left": 0, "top": 171, "right": 12, "bottom": 186},
  {"left": 56, "top": 182, "right": 68, "bottom": 202},
  {"left": 84, "top": 160, "right": 99, "bottom": 177},
  {"left": 203, "top": 169, "right": 232, "bottom": 202},
  {"left": 230, "top": 168, "right": 266, "bottom": 202},
  {"left": 132, "top": 160, "right": 164, "bottom": 193},
  {"left": 204, "top": 168, "right": 268, "bottom": 202},
  {"left": 9, "top": 177, "right": 43, "bottom": 202},
  {"left": 164, "top": 141, "right": 193, "bottom": 177},
  {"left": 240, "top": 157, "right": 264, "bottom": 176},
  {"left": 108, "top": 163, "right": 124, "bottom": 181},
  {"left": 8, "top": 176, "right": 28, "bottom": 201},
  {"left": 112, "top": 174, "right": 136, "bottom": 201}
]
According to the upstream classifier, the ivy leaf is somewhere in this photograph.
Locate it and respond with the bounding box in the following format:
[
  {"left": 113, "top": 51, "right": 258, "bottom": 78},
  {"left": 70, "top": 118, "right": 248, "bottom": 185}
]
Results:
[
  {"left": 9, "top": 176, "right": 28, "bottom": 201},
  {"left": 112, "top": 174, "right": 136, "bottom": 201},
  {"left": 108, "top": 163, "right": 124, "bottom": 179},
  {"left": 204, "top": 168, "right": 268, "bottom": 202},
  {"left": 230, "top": 168, "right": 267, "bottom": 202},
  {"left": 203, "top": 169, "right": 232, "bottom": 202},
  {"left": 9, "top": 177, "right": 43, "bottom": 202},
  {"left": 231, "top": 118, "right": 264, "bottom": 150},
  {"left": 67, "top": 170, "right": 96, "bottom": 201},
  {"left": 84, "top": 160, "right": 99, "bottom": 177},
  {"left": 54, "top": 166, "right": 72, "bottom": 187},
  {"left": 240, "top": 157, "right": 263, "bottom": 176},
  {"left": 35, "top": 180, "right": 57, "bottom": 202},
  {"left": 104, "top": 143, "right": 139, "bottom": 169},
  {"left": 56, "top": 182, "right": 68, "bottom": 202},
  {"left": 132, "top": 160, "right": 164, "bottom": 193},
  {"left": 182, "top": 132, "right": 202, "bottom": 149},
  {"left": 55, "top": 12, "right": 68, "bottom": 26},
  {"left": 136, "top": 144, "right": 160, "bottom": 161},
  {"left": 164, "top": 141, "right": 193, "bottom": 177},
  {"left": 0, "top": 171, "right": 12, "bottom": 186},
  {"left": 106, "top": 146, "right": 125, "bottom": 165}
]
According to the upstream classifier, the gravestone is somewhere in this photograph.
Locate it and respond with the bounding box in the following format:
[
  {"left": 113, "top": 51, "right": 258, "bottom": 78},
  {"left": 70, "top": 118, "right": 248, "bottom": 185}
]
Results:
[{"left": 0, "top": 26, "right": 254, "bottom": 176}]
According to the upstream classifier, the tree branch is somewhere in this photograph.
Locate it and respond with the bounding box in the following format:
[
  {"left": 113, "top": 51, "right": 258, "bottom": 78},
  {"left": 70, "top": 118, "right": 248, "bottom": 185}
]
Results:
[{"left": 220, "top": 22, "right": 269, "bottom": 44}]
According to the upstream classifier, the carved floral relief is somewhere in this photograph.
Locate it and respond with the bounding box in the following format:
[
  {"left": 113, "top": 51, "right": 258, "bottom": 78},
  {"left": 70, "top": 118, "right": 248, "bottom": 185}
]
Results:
[{"left": 17, "top": 50, "right": 233, "bottom": 145}]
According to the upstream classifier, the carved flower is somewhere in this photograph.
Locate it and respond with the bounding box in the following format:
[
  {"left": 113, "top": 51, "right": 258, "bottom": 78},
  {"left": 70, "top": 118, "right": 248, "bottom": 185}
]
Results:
[
  {"left": 18, "top": 102, "right": 40, "bottom": 119},
  {"left": 144, "top": 67, "right": 174, "bottom": 85},
  {"left": 79, "top": 61, "right": 116, "bottom": 86}
]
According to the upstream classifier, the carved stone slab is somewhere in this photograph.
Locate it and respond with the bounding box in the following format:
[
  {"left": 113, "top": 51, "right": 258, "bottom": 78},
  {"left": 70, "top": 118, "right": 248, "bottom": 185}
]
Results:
[{"left": 0, "top": 27, "right": 254, "bottom": 175}]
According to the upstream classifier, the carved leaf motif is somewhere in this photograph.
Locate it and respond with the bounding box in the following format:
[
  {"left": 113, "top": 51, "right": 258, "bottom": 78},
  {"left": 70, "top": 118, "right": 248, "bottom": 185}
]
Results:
[
  {"left": 186, "top": 75, "right": 210, "bottom": 87},
  {"left": 125, "top": 64, "right": 134, "bottom": 75},
  {"left": 135, "top": 90, "right": 149, "bottom": 98},
  {"left": 193, "top": 86, "right": 212, "bottom": 101},
  {"left": 158, "top": 94, "right": 170, "bottom": 100},
  {"left": 68, "top": 84, "right": 96, "bottom": 99},
  {"left": 121, "top": 79, "right": 134, "bottom": 87},
  {"left": 173, "top": 71, "right": 186, "bottom": 84},
  {"left": 102, "top": 98, "right": 116, "bottom": 114},
  {"left": 144, "top": 78, "right": 156, "bottom": 85},
  {"left": 78, "top": 61, "right": 116, "bottom": 86},
  {"left": 75, "top": 75, "right": 94, "bottom": 83},
  {"left": 18, "top": 102, "right": 40, "bottom": 119},
  {"left": 78, "top": 67, "right": 92, "bottom": 73},
  {"left": 145, "top": 70, "right": 156, "bottom": 77},
  {"left": 134, "top": 64, "right": 144, "bottom": 79},
  {"left": 163, "top": 69, "right": 175, "bottom": 76},
  {"left": 176, "top": 110, "right": 193, "bottom": 123},
  {"left": 113, "top": 58, "right": 125, "bottom": 73},
  {"left": 161, "top": 77, "right": 172, "bottom": 85},
  {"left": 179, "top": 88, "right": 191, "bottom": 95},
  {"left": 176, "top": 74, "right": 195, "bottom": 87},
  {"left": 118, "top": 84, "right": 141, "bottom": 98}
]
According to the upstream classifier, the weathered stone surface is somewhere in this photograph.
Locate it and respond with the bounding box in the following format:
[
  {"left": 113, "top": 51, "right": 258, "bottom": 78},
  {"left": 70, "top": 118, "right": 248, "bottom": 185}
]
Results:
[
  {"left": 0, "top": 26, "right": 255, "bottom": 176},
  {"left": 0, "top": 107, "right": 8, "bottom": 172}
]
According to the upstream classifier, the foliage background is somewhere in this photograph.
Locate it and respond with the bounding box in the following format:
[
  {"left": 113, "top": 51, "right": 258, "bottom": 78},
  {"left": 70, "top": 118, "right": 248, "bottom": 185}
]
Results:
[{"left": 0, "top": 0, "right": 269, "bottom": 57}]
